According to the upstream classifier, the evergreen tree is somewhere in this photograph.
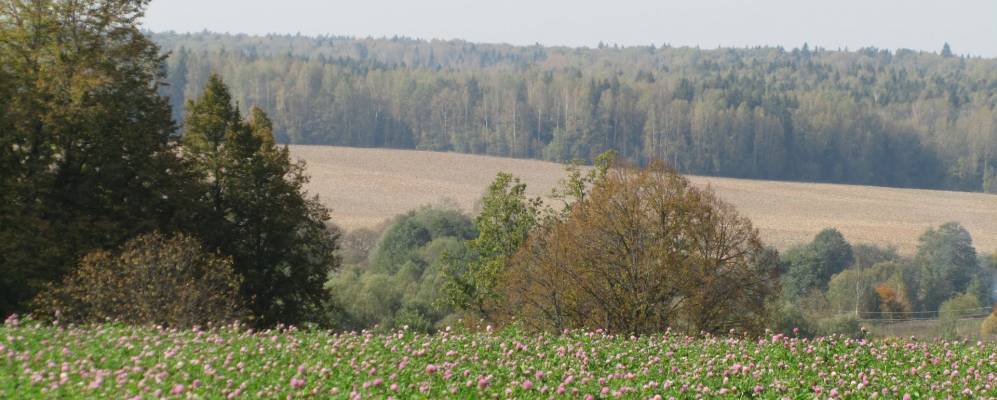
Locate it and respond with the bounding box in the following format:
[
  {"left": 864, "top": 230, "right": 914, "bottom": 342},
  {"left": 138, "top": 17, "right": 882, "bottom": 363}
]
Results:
[
  {"left": 941, "top": 42, "right": 954, "bottom": 58},
  {"left": 181, "top": 76, "right": 340, "bottom": 327}
]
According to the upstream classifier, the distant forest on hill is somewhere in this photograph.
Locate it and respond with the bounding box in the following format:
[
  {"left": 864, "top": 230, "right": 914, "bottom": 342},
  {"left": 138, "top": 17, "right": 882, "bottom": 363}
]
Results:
[{"left": 152, "top": 32, "right": 997, "bottom": 192}]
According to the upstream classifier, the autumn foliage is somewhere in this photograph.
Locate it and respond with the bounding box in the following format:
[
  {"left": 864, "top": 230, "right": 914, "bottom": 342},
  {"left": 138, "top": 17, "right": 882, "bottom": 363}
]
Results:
[
  {"left": 493, "top": 162, "right": 780, "bottom": 335},
  {"left": 33, "top": 233, "right": 246, "bottom": 327},
  {"left": 874, "top": 284, "right": 910, "bottom": 320}
]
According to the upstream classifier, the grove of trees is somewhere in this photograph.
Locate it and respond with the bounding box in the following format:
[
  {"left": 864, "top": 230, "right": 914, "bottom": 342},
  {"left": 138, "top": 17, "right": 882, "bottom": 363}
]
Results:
[
  {"left": 0, "top": 1, "right": 339, "bottom": 327},
  {"left": 779, "top": 223, "right": 995, "bottom": 337},
  {"left": 327, "top": 206, "right": 476, "bottom": 332},
  {"left": 436, "top": 157, "right": 782, "bottom": 335},
  {"left": 154, "top": 32, "right": 997, "bottom": 192}
]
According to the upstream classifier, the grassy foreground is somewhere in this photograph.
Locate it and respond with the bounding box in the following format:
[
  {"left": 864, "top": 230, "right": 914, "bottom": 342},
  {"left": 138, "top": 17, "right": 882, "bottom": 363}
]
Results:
[{"left": 2, "top": 317, "right": 996, "bottom": 399}]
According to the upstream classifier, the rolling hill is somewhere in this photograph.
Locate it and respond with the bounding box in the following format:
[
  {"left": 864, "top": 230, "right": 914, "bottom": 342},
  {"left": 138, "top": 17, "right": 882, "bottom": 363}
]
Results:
[{"left": 291, "top": 145, "right": 997, "bottom": 254}]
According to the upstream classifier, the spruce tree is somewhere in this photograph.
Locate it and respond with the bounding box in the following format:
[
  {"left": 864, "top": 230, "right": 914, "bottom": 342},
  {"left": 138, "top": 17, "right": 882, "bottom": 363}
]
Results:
[{"left": 182, "top": 77, "right": 339, "bottom": 327}]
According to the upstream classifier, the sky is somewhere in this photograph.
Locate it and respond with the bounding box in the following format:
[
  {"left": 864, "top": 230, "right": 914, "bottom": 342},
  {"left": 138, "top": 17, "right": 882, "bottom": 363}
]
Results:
[{"left": 143, "top": 0, "right": 997, "bottom": 58}]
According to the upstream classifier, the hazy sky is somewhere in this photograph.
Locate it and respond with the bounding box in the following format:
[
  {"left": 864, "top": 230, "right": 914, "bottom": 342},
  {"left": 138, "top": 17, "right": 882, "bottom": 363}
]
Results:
[{"left": 144, "top": 0, "right": 997, "bottom": 57}]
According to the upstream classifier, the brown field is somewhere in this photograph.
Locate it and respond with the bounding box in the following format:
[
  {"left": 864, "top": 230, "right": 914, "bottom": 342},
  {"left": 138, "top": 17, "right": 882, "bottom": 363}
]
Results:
[{"left": 290, "top": 145, "right": 997, "bottom": 254}]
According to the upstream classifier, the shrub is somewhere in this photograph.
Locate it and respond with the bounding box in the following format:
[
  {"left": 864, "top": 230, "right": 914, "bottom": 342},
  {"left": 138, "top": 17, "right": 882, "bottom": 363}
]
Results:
[
  {"left": 981, "top": 309, "right": 997, "bottom": 338},
  {"left": 938, "top": 293, "right": 982, "bottom": 339},
  {"left": 815, "top": 314, "right": 863, "bottom": 338},
  {"left": 32, "top": 232, "right": 246, "bottom": 327}
]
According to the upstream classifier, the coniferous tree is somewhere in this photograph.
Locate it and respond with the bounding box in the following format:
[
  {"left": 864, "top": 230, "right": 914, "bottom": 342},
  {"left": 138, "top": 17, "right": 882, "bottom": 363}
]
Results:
[
  {"left": 182, "top": 76, "right": 340, "bottom": 327},
  {"left": 941, "top": 43, "right": 954, "bottom": 58}
]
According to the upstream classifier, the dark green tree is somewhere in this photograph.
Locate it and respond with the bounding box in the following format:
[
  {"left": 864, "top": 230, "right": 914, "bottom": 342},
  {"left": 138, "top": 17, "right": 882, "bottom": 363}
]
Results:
[
  {"left": 941, "top": 43, "right": 953, "bottom": 58},
  {"left": 182, "top": 76, "right": 339, "bottom": 327},
  {"left": 782, "top": 228, "right": 855, "bottom": 299},
  {"left": 915, "top": 222, "right": 978, "bottom": 311},
  {"left": 0, "top": 0, "right": 189, "bottom": 317}
]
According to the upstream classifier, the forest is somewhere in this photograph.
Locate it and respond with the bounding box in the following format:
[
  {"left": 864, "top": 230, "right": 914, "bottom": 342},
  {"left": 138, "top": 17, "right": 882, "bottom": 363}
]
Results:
[{"left": 153, "top": 32, "right": 997, "bottom": 192}]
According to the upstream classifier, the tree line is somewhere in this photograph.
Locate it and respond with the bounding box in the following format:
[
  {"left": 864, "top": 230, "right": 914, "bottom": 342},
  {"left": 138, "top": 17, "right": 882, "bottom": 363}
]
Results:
[
  {"left": 153, "top": 32, "right": 997, "bottom": 192},
  {"left": 328, "top": 159, "right": 996, "bottom": 337}
]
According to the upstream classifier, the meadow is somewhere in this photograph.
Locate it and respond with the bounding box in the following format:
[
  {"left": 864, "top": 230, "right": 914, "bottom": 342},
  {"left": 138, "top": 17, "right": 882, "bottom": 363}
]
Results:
[
  {"left": 2, "top": 316, "right": 996, "bottom": 399},
  {"left": 291, "top": 145, "right": 997, "bottom": 254}
]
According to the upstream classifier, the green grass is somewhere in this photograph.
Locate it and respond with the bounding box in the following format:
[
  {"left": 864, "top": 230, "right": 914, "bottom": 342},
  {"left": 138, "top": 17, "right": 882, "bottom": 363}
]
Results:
[{"left": 2, "top": 318, "right": 995, "bottom": 398}]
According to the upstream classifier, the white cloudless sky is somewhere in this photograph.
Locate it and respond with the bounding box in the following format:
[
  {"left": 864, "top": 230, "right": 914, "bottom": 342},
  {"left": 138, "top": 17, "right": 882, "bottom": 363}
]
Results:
[{"left": 143, "top": 0, "right": 997, "bottom": 57}]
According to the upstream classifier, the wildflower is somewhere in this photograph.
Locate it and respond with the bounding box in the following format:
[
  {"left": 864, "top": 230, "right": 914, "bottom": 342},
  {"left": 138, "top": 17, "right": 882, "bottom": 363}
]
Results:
[{"left": 290, "top": 377, "right": 305, "bottom": 389}]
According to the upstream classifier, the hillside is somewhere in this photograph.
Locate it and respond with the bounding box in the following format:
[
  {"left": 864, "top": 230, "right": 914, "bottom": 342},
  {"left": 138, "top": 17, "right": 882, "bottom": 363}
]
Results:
[
  {"left": 156, "top": 32, "right": 997, "bottom": 192},
  {"left": 291, "top": 145, "right": 997, "bottom": 254}
]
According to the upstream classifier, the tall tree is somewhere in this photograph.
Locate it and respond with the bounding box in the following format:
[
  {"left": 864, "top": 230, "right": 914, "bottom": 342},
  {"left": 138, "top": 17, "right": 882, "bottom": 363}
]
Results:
[
  {"left": 781, "top": 229, "right": 855, "bottom": 299},
  {"left": 442, "top": 173, "right": 541, "bottom": 318},
  {"left": 915, "top": 222, "right": 978, "bottom": 311},
  {"left": 0, "top": 0, "right": 187, "bottom": 317},
  {"left": 498, "top": 162, "right": 780, "bottom": 334},
  {"left": 182, "top": 76, "right": 340, "bottom": 327}
]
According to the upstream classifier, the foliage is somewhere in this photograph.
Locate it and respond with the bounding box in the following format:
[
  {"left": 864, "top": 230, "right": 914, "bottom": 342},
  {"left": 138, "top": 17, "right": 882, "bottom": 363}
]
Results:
[
  {"left": 337, "top": 226, "right": 385, "bottom": 265},
  {"left": 496, "top": 163, "right": 780, "bottom": 334},
  {"left": 441, "top": 173, "right": 542, "bottom": 317},
  {"left": 938, "top": 293, "right": 983, "bottom": 339},
  {"left": 328, "top": 206, "right": 476, "bottom": 332},
  {"left": 180, "top": 75, "right": 340, "bottom": 327},
  {"left": 5, "top": 322, "right": 997, "bottom": 398},
  {"left": 874, "top": 285, "right": 909, "bottom": 320},
  {"left": 0, "top": 0, "right": 190, "bottom": 318},
  {"left": 31, "top": 232, "right": 245, "bottom": 327},
  {"left": 851, "top": 244, "right": 900, "bottom": 270},
  {"left": 812, "top": 314, "right": 863, "bottom": 338},
  {"left": 982, "top": 309, "right": 997, "bottom": 338},
  {"left": 781, "top": 229, "right": 855, "bottom": 299},
  {"left": 155, "top": 32, "right": 997, "bottom": 192},
  {"left": 915, "top": 222, "right": 979, "bottom": 312}
]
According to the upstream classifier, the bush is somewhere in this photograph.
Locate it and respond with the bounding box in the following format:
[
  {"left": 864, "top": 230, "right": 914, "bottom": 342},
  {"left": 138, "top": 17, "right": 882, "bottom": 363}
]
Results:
[
  {"left": 815, "top": 314, "right": 863, "bottom": 338},
  {"left": 772, "top": 301, "right": 817, "bottom": 337},
  {"left": 981, "top": 310, "right": 997, "bottom": 338},
  {"left": 938, "top": 292, "right": 982, "bottom": 339},
  {"left": 32, "top": 232, "right": 246, "bottom": 327}
]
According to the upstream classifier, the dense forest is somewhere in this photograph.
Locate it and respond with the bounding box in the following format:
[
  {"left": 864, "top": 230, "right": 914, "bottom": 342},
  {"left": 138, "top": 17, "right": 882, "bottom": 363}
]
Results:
[{"left": 153, "top": 32, "right": 997, "bottom": 192}]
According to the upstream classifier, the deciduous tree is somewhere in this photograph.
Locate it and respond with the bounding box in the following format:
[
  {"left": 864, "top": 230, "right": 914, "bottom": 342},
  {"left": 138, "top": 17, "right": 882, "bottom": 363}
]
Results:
[{"left": 497, "top": 162, "right": 780, "bottom": 334}]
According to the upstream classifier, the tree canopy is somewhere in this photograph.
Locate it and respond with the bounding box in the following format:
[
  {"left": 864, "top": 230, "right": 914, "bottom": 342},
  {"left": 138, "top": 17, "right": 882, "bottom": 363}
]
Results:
[
  {"left": 1, "top": 2, "right": 340, "bottom": 327},
  {"left": 180, "top": 74, "right": 339, "bottom": 327},
  {"left": 0, "top": 0, "right": 186, "bottom": 317},
  {"left": 154, "top": 32, "right": 997, "bottom": 192}
]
